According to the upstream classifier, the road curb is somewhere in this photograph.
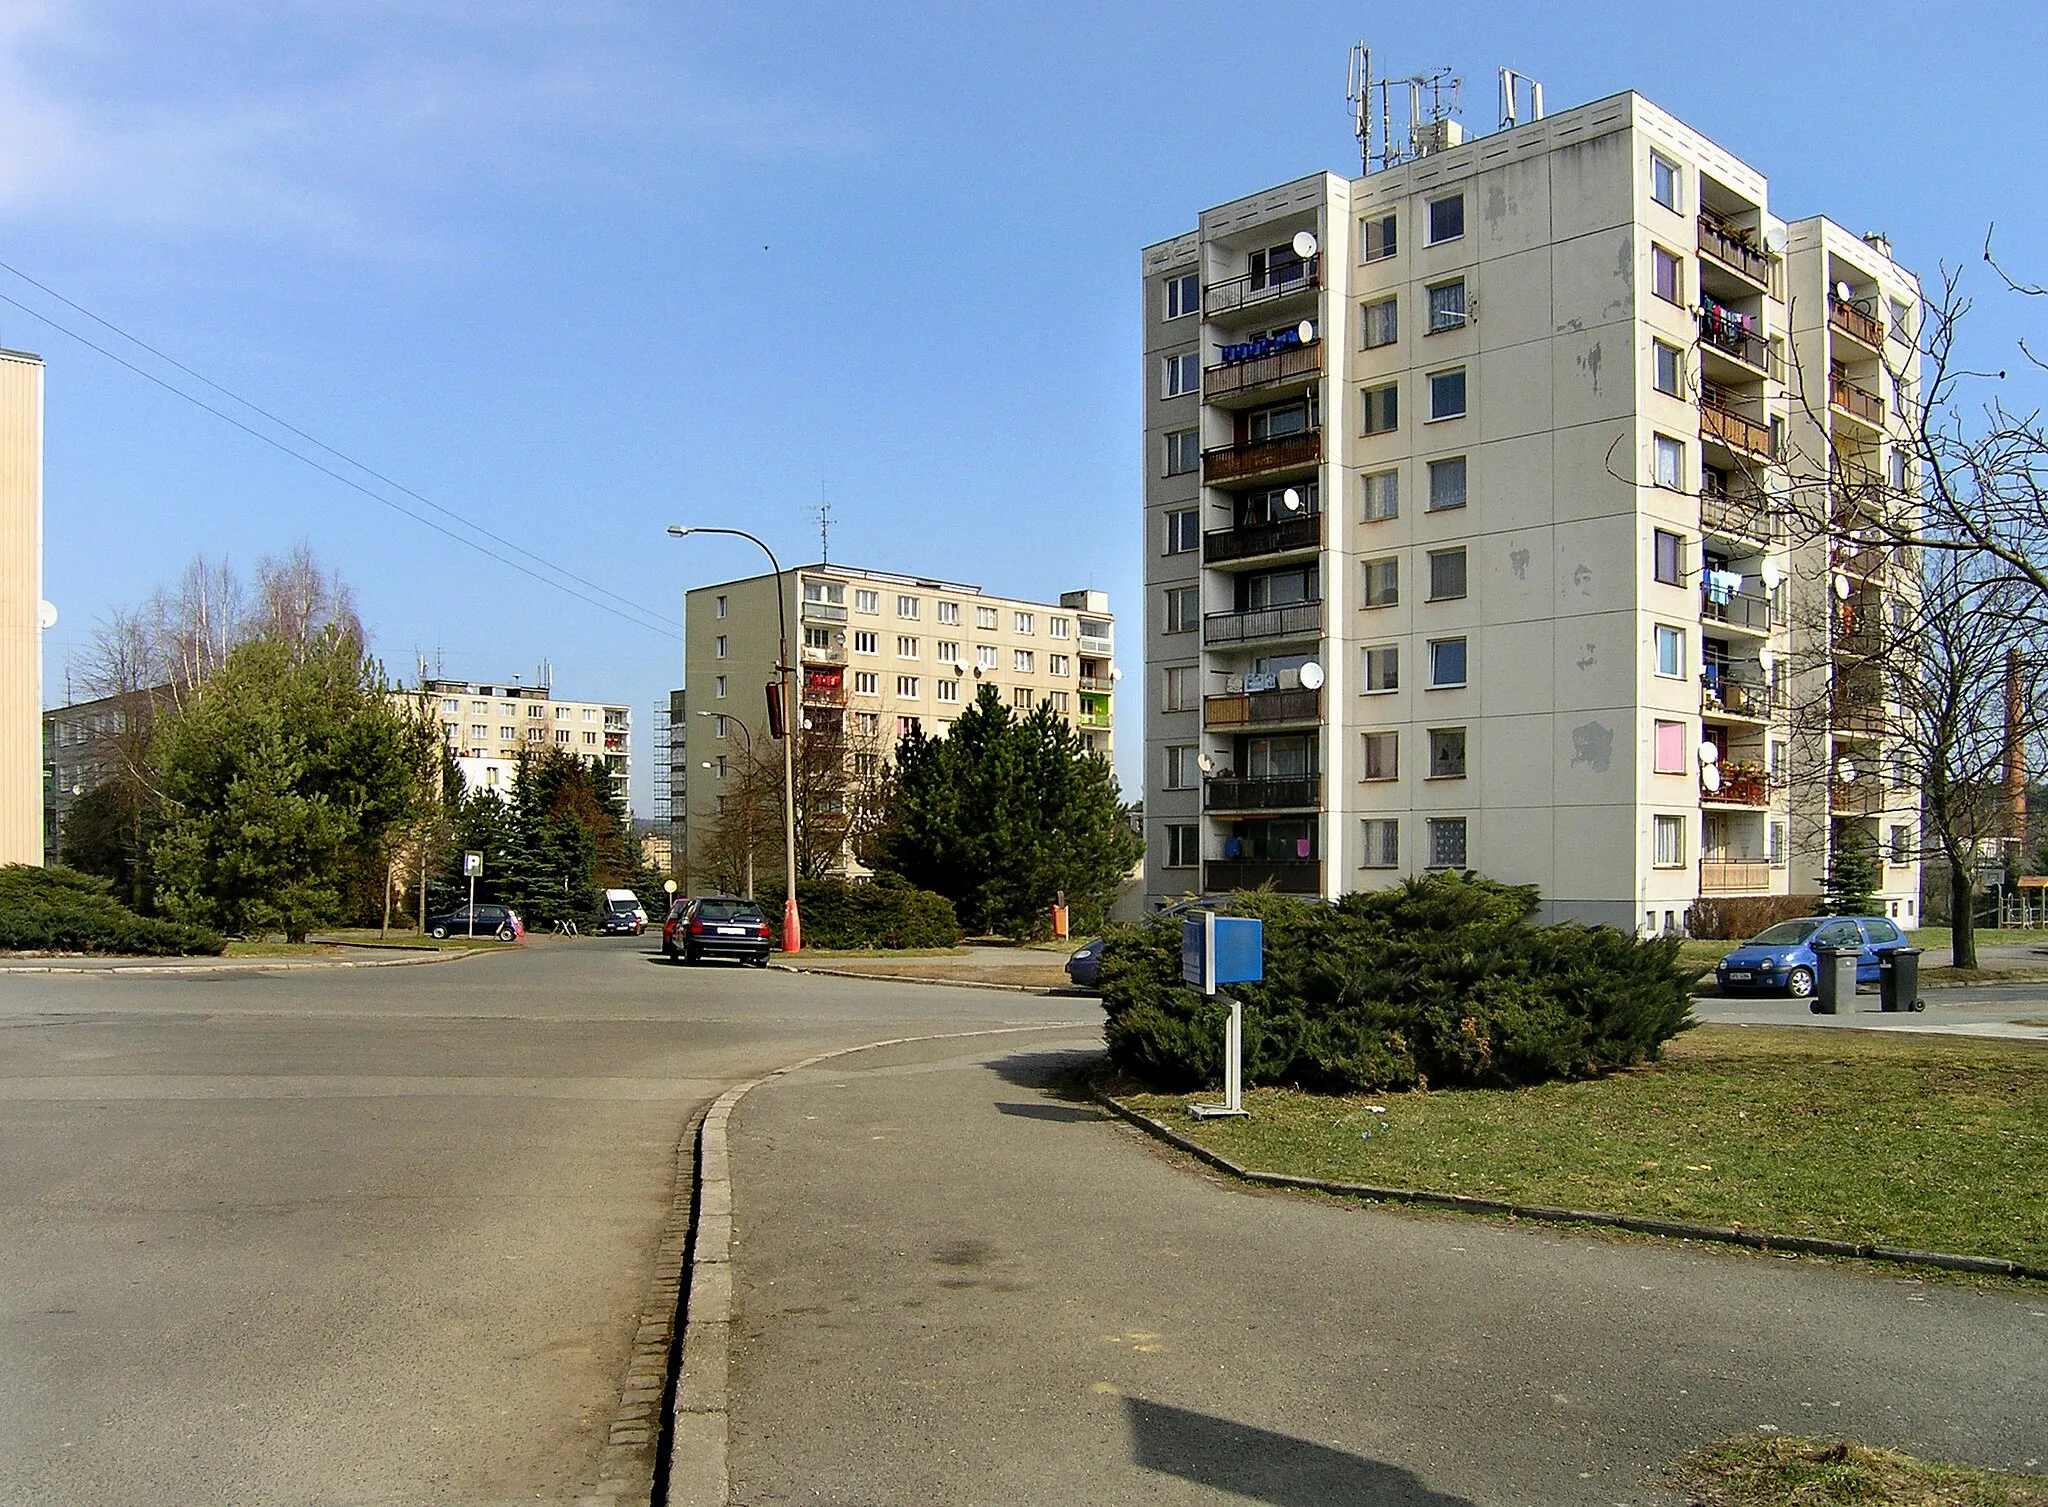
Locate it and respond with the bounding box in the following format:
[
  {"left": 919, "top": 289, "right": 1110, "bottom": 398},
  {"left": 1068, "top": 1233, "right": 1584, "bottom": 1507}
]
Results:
[
  {"left": 662, "top": 1022, "right": 1092, "bottom": 1507},
  {"left": 1092, "top": 1090, "right": 2048, "bottom": 1284},
  {"left": 766, "top": 960, "right": 1080, "bottom": 996},
  {"left": 0, "top": 948, "right": 480, "bottom": 976}
]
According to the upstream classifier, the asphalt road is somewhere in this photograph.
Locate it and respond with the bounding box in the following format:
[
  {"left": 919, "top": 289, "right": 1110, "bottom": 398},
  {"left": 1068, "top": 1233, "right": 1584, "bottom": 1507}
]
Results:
[
  {"left": 728, "top": 1028, "right": 2048, "bottom": 1507},
  {"left": 0, "top": 939, "right": 1093, "bottom": 1506}
]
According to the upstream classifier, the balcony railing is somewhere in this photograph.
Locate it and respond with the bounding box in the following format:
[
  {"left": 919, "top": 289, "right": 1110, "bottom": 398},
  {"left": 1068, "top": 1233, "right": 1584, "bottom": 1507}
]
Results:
[
  {"left": 1203, "top": 686, "right": 1324, "bottom": 729},
  {"left": 1203, "top": 511, "right": 1324, "bottom": 565},
  {"left": 1203, "top": 858, "right": 1322, "bottom": 894},
  {"left": 1697, "top": 216, "right": 1773, "bottom": 287},
  {"left": 1698, "top": 307, "right": 1769, "bottom": 372},
  {"left": 1832, "top": 608, "right": 1883, "bottom": 657},
  {"left": 1202, "top": 256, "right": 1322, "bottom": 318},
  {"left": 1701, "top": 390, "right": 1774, "bottom": 459},
  {"left": 1204, "top": 775, "right": 1322, "bottom": 812},
  {"left": 1831, "top": 698, "right": 1887, "bottom": 734},
  {"left": 1700, "top": 859, "right": 1773, "bottom": 893},
  {"left": 1704, "top": 769, "right": 1771, "bottom": 807},
  {"left": 1701, "top": 674, "right": 1780, "bottom": 720},
  {"left": 1832, "top": 540, "right": 1889, "bottom": 578},
  {"left": 1078, "top": 635, "right": 1114, "bottom": 657},
  {"left": 1830, "top": 375, "right": 1885, "bottom": 426},
  {"left": 1202, "top": 429, "right": 1322, "bottom": 485},
  {"left": 1204, "top": 341, "right": 1323, "bottom": 402},
  {"left": 1831, "top": 781, "right": 1885, "bottom": 816},
  {"left": 1076, "top": 710, "right": 1112, "bottom": 729},
  {"left": 1829, "top": 298, "right": 1884, "bottom": 349},
  {"left": 1701, "top": 490, "right": 1782, "bottom": 543},
  {"left": 799, "top": 643, "right": 845, "bottom": 665},
  {"left": 801, "top": 681, "right": 847, "bottom": 707},
  {"left": 800, "top": 600, "right": 848, "bottom": 623},
  {"left": 1204, "top": 600, "right": 1324, "bottom": 646},
  {"left": 1701, "top": 587, "right": 1772, "bottom": 634},
  {"left": 1078, "top": 675, "right": 1114, "bottom": 692}
]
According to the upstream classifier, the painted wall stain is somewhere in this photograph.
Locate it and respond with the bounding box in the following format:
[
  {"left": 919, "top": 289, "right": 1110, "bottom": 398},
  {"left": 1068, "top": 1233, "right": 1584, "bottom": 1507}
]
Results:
[
  {"left": 1576, "top": 642, "right": 1598, "bottom": 671},
  {"left": 1576, "top": 340, "right": 1602, "bottom": 394},
  {"left": 1571, "top": 721, "right": 1615, "bottom": 772},
  {"left": 1571, "top": 562, "right": 1593, "bottom": 596},
  {"left": 1509, "top": 547, "right": 1531, "bottom": 580}
]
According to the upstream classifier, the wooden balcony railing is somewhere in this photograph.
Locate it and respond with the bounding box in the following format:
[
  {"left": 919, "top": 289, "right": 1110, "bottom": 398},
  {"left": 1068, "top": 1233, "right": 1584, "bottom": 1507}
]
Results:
[
  {"left": 1829, "top": 298, "right": 1884, "bottom": 349},
  {"left": 1202, "top": 687, "right": 1324, "bottom": 729},
  {"left": 1700, "top": 859, "right": 1772, "bottom": 893},
  {"left": 1203, "top": 341, "right": 1323, "bottom": 402},
  {"left": 1831, "top": 781, "right": 1885, "bottom": 816},
  {"left": 1701, "top": 390, "right": 1774, "bottom": 459},
  {"left": 1697, "top": 216, "right": 1773, "bottom": 287},
  {"left": 1203, "top": 600, "right": 1324, "bottom": 646},
  {"left": 1704, "top": 770, "right": 1771, "bottom": 807},
  {"left": 1202, "top": 429, "right": 1322, "bottom": 485},
  {"left": 1830, "top": 375, "right": 1885, "bottom": 425},
  {"left": 1203, "top": 511, "right": 1324, "bottom": 565},
  {"left": 1830, "top": 698, "right": 1887, "bottom": 734},
  {"left": 1701, "top": 490, "right": 1782, "bottom": 543}
]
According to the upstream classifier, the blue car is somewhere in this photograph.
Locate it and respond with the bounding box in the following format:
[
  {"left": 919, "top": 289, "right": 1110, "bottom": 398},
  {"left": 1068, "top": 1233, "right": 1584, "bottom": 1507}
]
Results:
[{"left": 1714, "top": 915, "right": 1908, "bottom": 998}]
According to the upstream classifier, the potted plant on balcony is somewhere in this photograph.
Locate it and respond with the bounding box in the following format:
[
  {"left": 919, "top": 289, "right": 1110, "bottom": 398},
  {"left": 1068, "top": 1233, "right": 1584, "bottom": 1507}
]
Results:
[{"left": 1719, "top": 759, "right": 1769, "bottom": 805}]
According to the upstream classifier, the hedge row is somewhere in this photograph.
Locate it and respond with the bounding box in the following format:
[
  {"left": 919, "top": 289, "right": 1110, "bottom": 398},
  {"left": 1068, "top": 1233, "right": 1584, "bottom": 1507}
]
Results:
[
  {"left": 1684, "top": 893, "right": 1825, "bottom": 941},
  {"left": 762, "top": 876, "right": 962, "bottom": 950},
  {"left": 1098, "top": 874, "right": 1698, "bottom": 1094},
  {"left": 0, "top": 865, "right": 225, "bottom": 956}
]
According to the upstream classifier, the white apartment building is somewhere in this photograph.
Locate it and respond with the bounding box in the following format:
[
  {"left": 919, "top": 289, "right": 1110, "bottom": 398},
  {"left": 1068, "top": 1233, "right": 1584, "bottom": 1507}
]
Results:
[
  {"left": 678, "top": 564, "right": 1114, "bottom": 886},
  {"left": 1142, "top": 89, "right": 1922, "bottom": 931},
  {"left": 1, "top": 347, "right": 44, "bottom": 868},
  {"left": 401, "top": 677, "right": 631, "bottom": 798}
]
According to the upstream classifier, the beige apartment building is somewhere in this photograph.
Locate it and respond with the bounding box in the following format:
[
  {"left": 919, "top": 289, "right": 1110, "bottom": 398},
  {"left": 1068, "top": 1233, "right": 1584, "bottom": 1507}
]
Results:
[
  {"left": 400, "top": 677, "right": 631, "bottom": 798},
  {"left": 1142, "top": 89, "right": 1921, "bottom": 931},
  {"left": 678, "top": 564, "right": 1114, "bottom": 886},
  {"left": 1, "top": 347, "right": 44, "bottom": 867}
]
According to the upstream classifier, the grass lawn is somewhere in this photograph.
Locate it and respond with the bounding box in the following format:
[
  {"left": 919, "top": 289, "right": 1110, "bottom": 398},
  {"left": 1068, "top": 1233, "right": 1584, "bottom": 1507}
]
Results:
[
  {"left": 1676, "top": 1435, "right": 2048, "bottom": 1505},
  {"left": 1114, "top": 1026, "right": 2048, "bottom": 1269}
]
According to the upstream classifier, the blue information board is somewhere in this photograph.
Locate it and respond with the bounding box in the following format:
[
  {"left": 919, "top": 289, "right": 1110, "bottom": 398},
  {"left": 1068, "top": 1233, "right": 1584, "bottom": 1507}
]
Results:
[{"left": 1181, "top": 912, "right": 1264, "bottom": 994}]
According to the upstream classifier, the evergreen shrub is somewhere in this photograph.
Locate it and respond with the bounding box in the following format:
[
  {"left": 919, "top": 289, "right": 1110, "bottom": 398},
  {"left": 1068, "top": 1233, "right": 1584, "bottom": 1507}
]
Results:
[
  {"left": 763, "top": 875, "right": 961, "bottom": 949},
  {"left": 1684, "top": 893, "right": 1825, "bottom": 941},
  {"left": 0, "top": 865, "right": 224, "bottom": 956},
  {"left": 1098, "top": 873, "right": 1697, "bottom": 1093}
]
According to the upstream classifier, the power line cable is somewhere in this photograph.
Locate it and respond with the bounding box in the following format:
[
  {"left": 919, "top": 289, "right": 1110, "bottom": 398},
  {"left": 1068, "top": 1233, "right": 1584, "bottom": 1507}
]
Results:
[{"left": 0, "top": 263, "right": 682, "bottom": 636}]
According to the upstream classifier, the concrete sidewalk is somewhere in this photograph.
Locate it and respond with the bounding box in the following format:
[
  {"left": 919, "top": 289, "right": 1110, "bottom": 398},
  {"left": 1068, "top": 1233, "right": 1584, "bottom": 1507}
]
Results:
[{"left": 724, "top": 1024, "right": 2046, "bottom": 1506}]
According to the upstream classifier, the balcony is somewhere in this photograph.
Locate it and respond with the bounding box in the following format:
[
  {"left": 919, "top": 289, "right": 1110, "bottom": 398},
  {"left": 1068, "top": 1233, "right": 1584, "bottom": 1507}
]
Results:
[
  {"left": 1203, "top": 429, "right": 1322, "bottom": 486},
  {"left": 1700, "top": 585, "right": 1771, "bottom": 635},
  {"left": 1204, "top": 600, "right": 1324, "bottom": 646},
  {"left": 1697, "top": 216, "right": 1772, "bottom": 290},
  {"left": 1830, "top": 374, "right": 1885, "bottom": 428},
  {"left": 800, "top": 643, "right": 845, "bottom": 666},
  {"left": 1701, "top": 674, "right": 1779, "bottom": 721},
  {"left": 1203, "top": 858, "right": 1322, "bottom": 895},
  {"left": 1831, "top": 781, "right": 1885, "bottom": 817},
  {"left": 1203, "top": 511, "right": 1324, "bottom": 566},
  {"left": 1701, "top": 389, "right": 1774, "bottom": 460},
  {"left": 1832, "top": 607, "right": 1883, "bottom": 658},
  {"left": 801, "top": 678, "right": 847, "bottom": 708},
  {"left": 1204, "top": 340, "right": 1323, "bottom": 405},
  {"left": 800, "top": 600, "right": 848, "bottom": 623},
  {"left": 1703, "top": 765, "right": 1770, "bottom": 807},
  {"left": 1203, "top": 686, "right": 1324, "bottom": 729},
  {"left": 1830, "top": 697, "right": 1887, "bottom": 735},
  {"left": 1077, "top": 674, "right": 1114, "bottom": 693},
  {"left": 1832, "top": 539, "right": 1890, "bottom": 578},
  {"left": 1204, "top": 775, "right": 1322, "bottom": 812},
  {"left": 1829, "top": 298, "right": 1884, "bottom": 351},
  {"left": 1076, "top": 709, "right": 1112, "bottom": 729},
  {"left": 1202, "top": 256, "right": 1322, "bottom": 319},
  {"left": 1701, "top": 489, "right": 1782, "bottom": 545},
  {"left": 1697, "top": 306, "right": 1771, "bottom": 374},
  {"left": 1700, "top": 859, "right": 1773, "bottom": 894}
]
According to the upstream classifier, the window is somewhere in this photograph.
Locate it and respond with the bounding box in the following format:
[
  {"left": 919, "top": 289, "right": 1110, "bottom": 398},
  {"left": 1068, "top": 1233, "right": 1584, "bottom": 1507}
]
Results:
[
  {"left": 469, "top": 723, "right": 486, "bottom": 740},
  {"left": 1164, "top": 429, "right": 1200, "bottom": 475},
  {"left": 1653, "top": 814, "right": 1685, "bottom": 867},
  {"left": 1048, "top": 654, "right": 1069, "bottom": 676},
  {"left": 714, "top": 634, "right": 728, "bottom": 658},
  {"left": 1013, "top": 611, "right": 1033, "bottom": 634},
  {"left": 712, "top": 715, "right": 729, "bottom": 739},
  {"left": 1650, "top": 152, "right": 1680, "bottom": 212},
  {"left": 1361, "top": 469, "right": 1399, "bottom": 521},
  {"left": 853, "top": 672, "right": 878, "bottom": 696},
  {"left": 1652, "top": 245, "right": 1682, "bottom": 305},
  {"left": 936, "top": 679, "right": 959, "bottom": 703},
  {"left": 584, "top": 730, "right": 599, "bottom": 746},
  {"left": 1361, "top": 383, "right": 1398, "bottom": 435},
  {"left": 1165, "top": 745, "right": 1200, "bottom": 790},
  {"left": 1011, "top": 687, "right": 1032, "bottom": 710},
  {"left": 897, "top": 636, "right": 919, "bottom": 658},
  {"left": 715, "top": 594, "right": 728, "bottom": 618},
  {"left": 1165, "top": 509, "right": 1199, "bottom": 554},
  {"left": 855, "top": 589, "right": 880, "bottom": 614},
  {"left": 714, "top": 755, "right": 728, "bottom": 780},
  {"left": 1769, "top": 821, "right": 1787, "bottom": 865},
  {"left": 1049, "top": 617, "right": 1070, "bottom": 638},
  {"left": 803, "top": 580, "right": 845, "bottom": 605},
  {"left": 1654, "top": 720, "right": 1686, "bottom": 774},
  {"left": 1165, "top": 272, "right": 1200, "bottom": 319},
  {"left": 1361, "top": 557, "right": 1399, "bottom": 608},
  {"left": 1890, "top": 825, "right": 1912, "bottom": 864},
  {"left": 1364, "top": 644, "right": 1399, "bottom": 693},
  {"left": 1361, "top": 731, "right": 1398, "bottom": 781},
  {"left": 856, "top": 712, "right": 879, "bottom": 734},
  {"left": 1414, "top": 461, "right": 1466, "bottom": 520},
  {"left": 1426, "top": 194, "right": 1464, "bottom": 245},
  {"left": 1165, "top": 586, "right": 1200, "bottom": 633},
  {"left": 1163, "top": 352, "right": 1200, "bottom": 397},
  {"left": 555, "top": 729, "right": 570, "bottom": 743},
  {"left": 1653, "top": 433, "right": 1685, "bottom": 490},
  {"left": 1653, "top": 340, "right": 1683, "bottom": 396},
  {"left": 897, "top": 595, "right": 920, "bottom": 619},
  {"left": 1428, "top": 637, "right": 1467, "bottom": 688},
  {"left": 976, "top": 606, "right": 999, "bottom": 630},
  {"left": 714, "top": 675, "right": 728, "bottom": 699},
  {"left": 1248, "top": 241, "right": 1307, "bottom": 290},
  {"left": 854, "top": 630, "right": 878, "bottom": 655},
  {"left": 805, "top": 626, "right": 832, "bottom": 651},
  {"left": 1166, "top": 824, "right": 1200, "bottom": 868},
  {"left": 1654, "top": 528, "right": 1684, "bottom": 586},
  {"left": 1426, "top": 816, "right": 1468, "bottom": 868},
  {"left": 1426, "top": 280, "right": 1466, "bottom": 333},
  {"left": 1427, "top": 726, "right": 1467, "bottom": 778},
  {"left": 1654, "top": 624, "right": 1684, "bottom": 677},
  {"left": 936, "top": 639, "right": 960, "bottom": 662},
  {"left": 898, "top": 716, "right": 921, "bottom": 738},
  {"left": 976, "top": 644, "right": 999, "bottom": 669},
  {"left": 1361, "top": 296, "right": 1398, "bottom": 348},
  {"left": 1163, "top": 665, "right": 1198, "bottom": 712},
  {"left": 583, "top": 708, "right": 595, "bottom": 721},
  {"left": 1361, "top": 819, "right": 1399, "bottom": 868},
  {"left": 1427, "top": 368, "right": 1466, "bottom": 421},
  {"left": 936, "top": 600, "right": 960, "bottom": 625},
  {"left": 896, "top": 675, "right": 920, "bottom": 698},
  {"left": 1360, "top": 212, "right": 1396, "bottom": 262},
  {"left": 1048, "top": 690, "right": 1068, "bottom": 712},
  {"left": 1427, "top": 548, "right": 1467, "bottom": 601},
  {"left": 1014, "top": 649, "right": 1035, "bottom": 673}
]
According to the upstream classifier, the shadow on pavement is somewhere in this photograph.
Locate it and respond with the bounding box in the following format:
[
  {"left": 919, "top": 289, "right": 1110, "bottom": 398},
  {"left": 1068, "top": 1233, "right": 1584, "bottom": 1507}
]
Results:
[
  {"left": 994, "top": 1101, "right": 1105, "bottom": 1123},
  {"left": 982, "top": 1047, "right": 1105, "bottom": 1093},
  {"left": 1126, "top": 1397, "right": 1475, "bottom": 1506}
]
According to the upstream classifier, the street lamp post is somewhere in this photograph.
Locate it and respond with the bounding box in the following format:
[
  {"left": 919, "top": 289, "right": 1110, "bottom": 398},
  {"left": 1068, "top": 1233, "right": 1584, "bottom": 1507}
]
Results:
[
  {"left": 668, "top": 525, "right": 802, "bottom": 952},
  {"left": 696, "top": 711, "right": 757, "bottom": 899}
]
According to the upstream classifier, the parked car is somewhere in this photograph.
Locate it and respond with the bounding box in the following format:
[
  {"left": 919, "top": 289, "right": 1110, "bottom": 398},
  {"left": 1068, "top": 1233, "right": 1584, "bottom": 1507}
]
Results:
[
  {"left": 1714, "top": 915, "right": 1908, "bottom": 998},
  {"left": 604, "top": 888, "right": 648, "bottom": 929},
  {"left": 425, "top": 903, "right": 524, "bottom": 941},
  {"left": 663, "top": 896, "right": 773, "bottom": 967},
  {"left": 598, "top": 899, "right": 644, "bottom": 936}
]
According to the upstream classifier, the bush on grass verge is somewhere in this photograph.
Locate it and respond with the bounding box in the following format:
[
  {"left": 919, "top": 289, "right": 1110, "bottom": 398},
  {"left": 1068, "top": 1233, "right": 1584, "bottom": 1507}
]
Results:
[
  {"left": 1684, "top": 893, "right": 1825, "bottom": 941},
  {"left": 760, "top": 875, "right": 961, "bottom": 950},
  {"left": 0, "top": 864, "right": 225, "bottom": 956},
  {"left": 1098, "top": 873, "right": 1697, "bottom": 1093}
]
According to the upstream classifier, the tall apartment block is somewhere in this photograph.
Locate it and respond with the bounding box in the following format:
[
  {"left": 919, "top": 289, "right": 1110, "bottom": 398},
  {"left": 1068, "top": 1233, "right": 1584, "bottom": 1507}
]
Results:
[
  {"left": 678, "top": 563, "right": 1114, "bottom": 887},
  {"left": 401, "top": 677, "right": 632, "bottom": 798},
  {"left": 0, "top": 346, "right": 44, "bottom": 867},
  {"left": 1142, "top": 90, "right": 1922, "bottom": 930}
]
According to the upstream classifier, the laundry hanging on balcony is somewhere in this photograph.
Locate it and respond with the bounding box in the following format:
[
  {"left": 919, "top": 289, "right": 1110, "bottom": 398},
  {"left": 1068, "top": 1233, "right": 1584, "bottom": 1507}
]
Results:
[{"left": 1702, "top": 569, "right": 1744, "bottom": 606}]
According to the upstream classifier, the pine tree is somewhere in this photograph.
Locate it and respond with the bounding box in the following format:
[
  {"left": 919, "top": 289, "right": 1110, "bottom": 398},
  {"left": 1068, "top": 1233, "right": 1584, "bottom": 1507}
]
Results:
[{"left": 1821, "top": 836, "right": 1882, "bottom": 916}]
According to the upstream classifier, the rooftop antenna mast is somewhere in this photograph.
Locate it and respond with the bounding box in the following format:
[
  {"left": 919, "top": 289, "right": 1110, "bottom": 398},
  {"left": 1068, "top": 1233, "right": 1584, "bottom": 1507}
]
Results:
[
  {"left": 1350, "top": 47, "right": 1462, "bottom": 173},
  {"left": 816, "top": 490, "right": 833, "bottom": 564},
  {"left": 1499, "top": 67, "right": 1544, "bottom": 129},
  {"left": 1347, "top": 43, "right": 1373, "bottom": 175}
]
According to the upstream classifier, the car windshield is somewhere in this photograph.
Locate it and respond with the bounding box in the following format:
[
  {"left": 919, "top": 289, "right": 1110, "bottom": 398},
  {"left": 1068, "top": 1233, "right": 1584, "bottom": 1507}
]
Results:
[
  {"left": 697, "top": 901, "right": 762, "bottom": 923},
  {"left": 607, "top": 900, "right": 636, "bottom": 913},
  {"left": 1749, "top": 920, "right": 1823, "bottom": 945}
]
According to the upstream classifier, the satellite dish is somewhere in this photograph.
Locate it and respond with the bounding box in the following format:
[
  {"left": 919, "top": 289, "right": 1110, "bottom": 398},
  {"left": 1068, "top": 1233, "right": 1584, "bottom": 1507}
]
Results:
[
  {"left": 1833, "top": 573, "right": 1852, "bottom": 601},
  {"left": 1296, "top": 319, "right": 1316, "bottom": 344},
  {"left": 1699, "top": 742, "right": 1720, "bottom": 766},
  {"left": 973, "top": 665, "right": 983, "bottom": 678},
  {"left": 1701, "top": 765, "right": 1723, "bottom": 794},
  {"left": 1292, "top": 230, "right": 1318, "bottom": 259},
  {"left": 1835, "top": 280, "right": 1853, "bottom": 302},
  {"left": 1197, "top": 752, "right": 1215, "bottom": 774},
  {"left": 1298, "top": 661, "right": 1326, "bottom": 691},
  {"left": 37, "top": 601, "right": 57, "bottom": 630},
  {"left": 1758, "top": 647, "right": 1776, "bottom": 675},
  {"left": 1763, "top": 224, "right": 1788, "bottom": 255},
  {"left": 1761, "top": 560, "right": 1782, "bottom": 591},
  {"left": 1281, "top": 488, "right": 1303, "bottom": 513},
  {"left": 1838, "top": 759, "right": 1858, "bottom": 783},
  {"left": 953, "top": 664, "right": 965, "bottom": 677}
]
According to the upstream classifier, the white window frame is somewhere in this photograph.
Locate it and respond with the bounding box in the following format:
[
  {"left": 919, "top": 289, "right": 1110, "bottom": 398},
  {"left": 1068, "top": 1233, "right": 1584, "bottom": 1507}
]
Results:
[
  {"left": 1425, "top": 816, "right": 1468, "bottom": 869},
  {"left": 1361, "top": 557, "right": 1398, "bottom": 608},
  {"left": 1650, "top": 152, "right": 1680, "bottom": 212},
  {"left": 1427, "top": 367, "right": 1467, "bottom": 422},
  {"left": 1360, "top": 818, "right": 1399, "bottom": 869},
  {"left": 1425, "top": 194, "right": 1464, "bottom": 246},
  {"left": 1363, "top": 643, "right": 1399, "bottom": 694},
  {"left": 1165, "top": 272, "right": 1200, "bottom": 320},
  {"left": 1361, "top": 295, "right": 1398, "bottom": 349},
  {"left": 1654, "top": 624, "right": 1685, "bottom": 679},
  {"left": 1425, "top": 279, "right": 1466, "bottom": 333},
  {"left": 1361, "top": 469, "right": 1399, "bottom": 521},
  {"left": 1653, "top": 813, "right": 1686, "bottom": 868},
  {"left": 1163, "top": 351, "right": 1200, "bottom": 397},
  {"left": 1427, "top": 637, "right": 1468, "bottom": 689}
]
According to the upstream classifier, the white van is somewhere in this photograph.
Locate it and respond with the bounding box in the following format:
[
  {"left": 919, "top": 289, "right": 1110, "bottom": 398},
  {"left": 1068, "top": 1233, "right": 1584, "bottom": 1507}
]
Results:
[{"left": 604, "top": 889, "right": 647, "bottom": 929}]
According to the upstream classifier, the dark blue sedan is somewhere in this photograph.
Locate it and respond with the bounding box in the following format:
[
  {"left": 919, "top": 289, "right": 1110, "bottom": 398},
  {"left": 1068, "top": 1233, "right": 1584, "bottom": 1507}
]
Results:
[{"left": 1714, "top": 915, "right": 1908, "bottom": 998}]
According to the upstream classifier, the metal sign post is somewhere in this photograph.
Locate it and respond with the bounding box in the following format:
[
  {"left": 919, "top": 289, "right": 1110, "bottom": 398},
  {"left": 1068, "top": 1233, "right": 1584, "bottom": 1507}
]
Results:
[
  {"left": 463, "top": 851, "right": 483, "bottom": 938},
  {"left": 1182, "top": 910, "right": 1263, "bottom": 1119}
]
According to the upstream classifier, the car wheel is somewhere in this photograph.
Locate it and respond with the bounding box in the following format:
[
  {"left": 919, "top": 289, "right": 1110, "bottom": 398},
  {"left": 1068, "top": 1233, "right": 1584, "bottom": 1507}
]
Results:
[
  {"left": 497, "top": 924, "right": 515, "bottom": 942},
  {"left": 749, "top": 953, "right": 769, "bottom": 968},
  {"left": 430, "top": 925, "right": 449, "bottom": 940},
  {"left": 1785, "top": 966, "right": 1816, "bottom": 999}
]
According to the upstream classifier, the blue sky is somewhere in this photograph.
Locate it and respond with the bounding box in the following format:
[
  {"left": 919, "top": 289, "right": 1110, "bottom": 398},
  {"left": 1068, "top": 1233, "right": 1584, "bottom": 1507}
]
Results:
[{"left": 6, "top": 0, "right": 2044, "bottom": 812}]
